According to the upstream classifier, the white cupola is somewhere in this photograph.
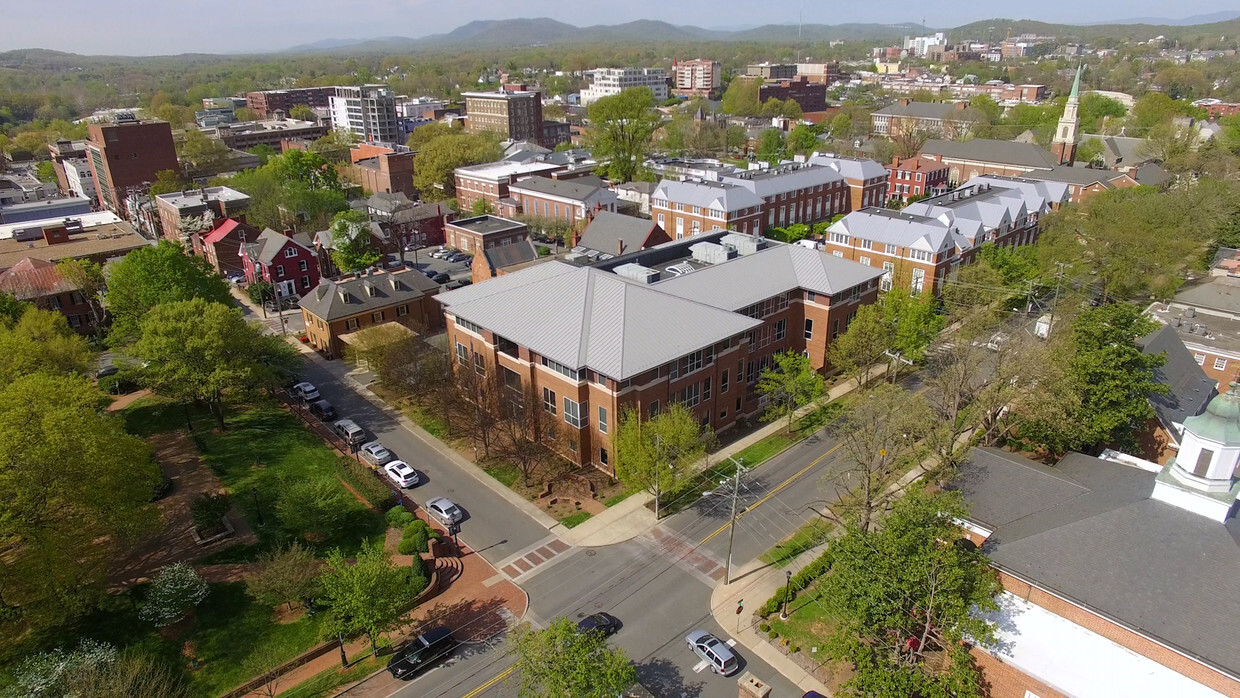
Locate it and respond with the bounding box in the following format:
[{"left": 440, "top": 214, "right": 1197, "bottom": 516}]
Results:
[{"left": 1152, "top": 383, "right": 1240, "bottom": 522}]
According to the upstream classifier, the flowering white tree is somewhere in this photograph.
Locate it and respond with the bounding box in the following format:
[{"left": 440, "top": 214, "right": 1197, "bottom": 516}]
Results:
[{"left": 139, "top": 562, "right": 210, "bottom": 627}]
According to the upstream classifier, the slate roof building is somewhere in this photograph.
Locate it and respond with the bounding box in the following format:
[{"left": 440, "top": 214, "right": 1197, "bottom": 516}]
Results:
[
  {"left": 437, "top": 230, "right": 883, "bottom": 471},
  {"left": 300, "top": 268, "right": 443, "bottom": 359},
  {"left": 575, "top": 211, "right": 671, "bottom": 256},
  {"left": 919, "top": 139, "right": 1061, "bottom": 183},
  {"left": 1019, "top": 165, "right": 1139, "bottom": 202},
  {"left": 869, "top": 99, "right": 976, "bottom": 139},
  {"left": 0, "top": 257, "right": 101, "bottom": 333},
  {"left": 954, "top": 441, "right": 1240, "bottom": 698},
  {"left": 1138, "top": 325, "right": 1218, "bottom": 461},
  {"left": 240, "top": 228, "right": 320, "bottom": 298},
  {"left": 471, "top": 238, "right": 542, "bottom": 284}
]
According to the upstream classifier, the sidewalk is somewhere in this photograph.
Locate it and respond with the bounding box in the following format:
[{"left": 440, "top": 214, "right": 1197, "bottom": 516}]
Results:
[{"left": 710, "top": 548, "right": 833, "bottom": 696}]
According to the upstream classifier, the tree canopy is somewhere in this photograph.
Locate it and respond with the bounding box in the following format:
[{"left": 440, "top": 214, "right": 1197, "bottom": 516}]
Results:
[
  {"left": 508, "top": 617, "right": 637, "bottom": 698},
  {"left": 614, "top": 402, "right": 713, "bottom": 518},
  {"left": 318, "top": 540, "right": 426, "bottom": 650},
  {"left": 0, "top": 308, "right": 93, "bottom": 385},
  {"left": 411, "top": 132, "right": 502, "bottom": 200},
  {"left": 757, "top": 350, "right": 826, "bottom": 433},
  {"left": 103, "top": 240, "right": 235, "bottom": 344},
  {"left": 327, "top": 209, "right": 382, "bottom": 273},
  {"left": 586, "top": 87, "right": 661, "bottom": 183}
]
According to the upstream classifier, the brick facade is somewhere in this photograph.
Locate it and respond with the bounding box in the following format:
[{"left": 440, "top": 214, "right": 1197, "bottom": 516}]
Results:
[
  {"left": 886, "top": 155, "right": 950, "bottom": 202},
  {"left": 443, "top": 216, "right": 529, "bottom": 256}
]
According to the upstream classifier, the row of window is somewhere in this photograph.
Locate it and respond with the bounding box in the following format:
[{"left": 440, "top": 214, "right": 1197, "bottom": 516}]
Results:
[
  {"left": 342, "top": 304, "right": 410, "bottom": 331},
  {"left": 541, "top": 387, "right": 609, "bottom": 433},
  {"left": 738, "top": 292, "right": 791, "bottom": 320},
  {"left": 1195, "top": 353, "right": 1228, "bottom": 371}
]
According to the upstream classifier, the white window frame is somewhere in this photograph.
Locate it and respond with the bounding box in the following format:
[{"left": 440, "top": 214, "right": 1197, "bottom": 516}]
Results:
[
  {"left": 543, "top": 387, "right": 557, "bottom": 415},
  {"left": 1214, "top": 357, "right": 1227, "bottom": 371},
  {"left": 563, "top": 398, "right": 584, "bottom": 428},
  {"left": 598, "top": 406, "right": 608, "bottom": 434}
]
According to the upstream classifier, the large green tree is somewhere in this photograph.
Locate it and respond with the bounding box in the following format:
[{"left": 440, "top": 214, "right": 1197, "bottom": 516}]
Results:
[
  {"left": 55, "top": 258, "right": 107, "bottom": 328},
  {"left": 318, "top": 541, "right": 426, "bottom": 651},
  {"left": 178, "top": 129, "right": 232, "bottom": 173},
  {"left": 757, "top": 350, "right": 826, "bottom": 434},
  {"left": 103, "top": 241, "right": 234, "bottom": 344},
  {"left": 755, "top": 128, "right": 787, "bottom": 165},
  {"left": 132, "top": 299, "right": 299, "bottom": 429},
  {"left": 508, "top": 617, "right": 636, "bottom": 698},
  {"left": 0, "top": 374, "right": 159, "bottom": 639},
  {"left": 613, "top": 403, "right": 714, "bottom": 519},
  {"left": 411, "top": 132, "right": 502, "bottom": 200},
  {"left": 817, "top": 486, "right": 1002, "bottom": 698},
  {"left": 585, "top": 87, "right": 661, "bottom": 183},
  {"left": 328, "top": 209, "right": 382, "bottom": 273},
  {"left": 721, "top": 78, "right": 760, "bottom": 116},
  {"left": 0, "top": 308, "right": 93, "bottom": 384}
]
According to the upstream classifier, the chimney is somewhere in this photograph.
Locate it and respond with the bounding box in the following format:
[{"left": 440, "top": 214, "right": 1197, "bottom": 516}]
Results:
[
  {"left": 955, "top": 101, "right": 968, "bottom": 111},
  {"left": 617, "top": 238, "right": 625, "bottom": 256},
  {"left": 892, "top": 155, "right": 901, "bottom": 167},
  {"left": 43, "top": 225, "right": 70, "bottom": 246},
  {"left": 899, "top": 98, "right": 912, "bottom": 107}
]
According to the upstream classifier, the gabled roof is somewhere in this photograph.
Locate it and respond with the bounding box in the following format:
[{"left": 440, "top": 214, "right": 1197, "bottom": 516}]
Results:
[
  {"left": 719, "top": 163, "right": 843, "bottom": 199},
  {"left": 951, "top": 447, "right": 1240, "bottom": 679},
  {"left": 1139, "top": 326, "right": 1217, "bottom": 437},
  {"left": 921, "top": 139, "right": 1060, "bottom": 170},
  {"left": 1021, "top": 165, "right": 1132, "bottom": 188},
  {"left": 299, "top": 269, "right": 440, "bottom": 322},
  {"left": 202, "top": 219, "right": 242, "bottom": 246},
  {"left": 808, "top": 154, "right": 889, "bottom": 181},
  {"left": 243, "top": 228, "right": 312, "bottom": 266},
  {"left": 828, "top": 208, "right": 955, "bottom": 254},
  {"left": 653, "top": 242, "right": 885, "bottom": 310},
  {"left": 871, "top": 101, "right": 965, "bottom": 119},
  {"left": 438, "top": 262, "right": 760, "bottom": 380},
  {"left": 577, "top": 211, "right": 660, "bottom": 255},
  {"left": 652, "top": 179, "right": 763, "bottom": 213},
  {"left": 961, "top": 174, "right": 1070, "bottom": 208},
  {"left": 390, "top": 201, "right": 451, "bottom": 225},
  {"left": 1135, "top": 162, "right": 1172, "bottom": 187},
  {"left": 0, "top": 257, "right": 77, "bottom": 299}
]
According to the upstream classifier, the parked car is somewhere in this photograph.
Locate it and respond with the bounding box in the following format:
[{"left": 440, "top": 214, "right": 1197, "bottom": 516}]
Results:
[
  {"left": 225, "top": 271, "right": 246, "bottom": 284},
  {"left": 96, "top": 364, "right": 119, "bottom": 379},
  {"left": 424, "top": 497, "right": 463, "bottom": 525},
  {"left": 444, "top": 279, "right": 472, "bottom": 290},
  {"left": 421, "top": 268, "right": 439, "bottom": 278},
  {"left": 359, "top": 441, "right": 395, "bottom": 467},
  {"left": 333, "top": 419, "right": 367, "bottom": 446},
  {"left": 576, "top": 613, "right": 620, "bottom": 637},
  {"left": 384, "top": 460, "right": 420, "bottom": 488},
  {"left": 431, "top": 272, "right": 451, "bottom": 284},
  {"left": 386, "top": 626, "right": 457, "bottom": 680},
  {"left": 430, "top": 248, "right": 454, "bottom": 259},
  {"left": 447, "top": 252, "right": 471, "bottom": 264},
  {"left": 308, "top": 399, "right": 337, "bottom": 421},
  {"left": 292, "top": 381, "right": 319, "bottom": 402},
  {"left": 686, "top": 630, "right": 739, "bottom": 676}
]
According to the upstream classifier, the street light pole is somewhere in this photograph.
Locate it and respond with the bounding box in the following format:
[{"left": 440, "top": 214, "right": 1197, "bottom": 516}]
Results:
[
  {"left": 723, "top": 456, "right": 745, "bottom": 585},
  {"left": 780, "top": 569, "right": 793, "bottom": 620},
  {"left": 252, "top": 487, "right": 265, "bottom": 527}
]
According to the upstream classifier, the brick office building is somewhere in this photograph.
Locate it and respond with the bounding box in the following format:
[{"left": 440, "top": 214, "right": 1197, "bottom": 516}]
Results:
[
  {"left": 207, "top": 119, "right": 329, "bottom": 150},
  {"left": 758, "top": 76, "right": 827, "bottom": 113},
  {"left": 673, "top": 59, "right": 722, "bottom": 97},
  {"left": 245, "top": 87, "right": 337, "bottom": 119},
  {"left": 885, "top": 155, "right": 950, "bottom": 202},
  {"left": 823, "top": 176, "right": 1067, "bottom": 295},
  {"left": 919, "top": 139, "right": 1061, "bottom": 184},
  {"left": 85, "top": 117, "right": 180, "bottom": 217},
  {"left": 345, "top": 144, "right": 415, "bottom": 198},
  {"left": 462, "top": 88, "right": 544, "bottom": 144},
  {"left": 651, "top": 179, "right": 764, "bottom": 238},
  {"left": 154, "top": 186, "right": 251, "bottom": 245},
  {"left": 501, "top": 177, "right": 619, "bottom": 226},
  {"left": 807, "top": 155, "right": 891, "bottom": 212},
  {"left": 718, "top": 163, "right": 848, "bottom": 233},
  {"left": 300, "top": 268, "right": 444, "bottom": 359},
  {"left": 443, "top": 215, "right": 530, "bottom": 256},
  {"left": 453, "top": 160, "right": 564, "bottom": 212},
  {"left": 437, "top": 231, "right": 882, "bottom": 472}
]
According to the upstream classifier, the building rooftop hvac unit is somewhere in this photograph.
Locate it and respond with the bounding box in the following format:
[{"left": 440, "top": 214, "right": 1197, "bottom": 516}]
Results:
[
  {"left": 614, "top": 263, "right": 661, "bottom": 284},
  {"left": 719, "top": 233, "right": 766, "bottom": 256},
  {"left": 690, "top": 241, "right": 737, "bottom": 265}
]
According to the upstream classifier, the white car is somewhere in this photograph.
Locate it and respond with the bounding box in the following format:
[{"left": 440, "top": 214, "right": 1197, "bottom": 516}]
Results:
[
  {"left": 384, "top": 460, "right": 420, "bottom": 488},
  {"left": 424, "top": 497, "right": 463, "bottom": 525},
  {"left": 359, "top": 441, "right": 395, "bottom": 467},
  {"left": 292, "top": 381, "right": 319, "bottom": 402}
]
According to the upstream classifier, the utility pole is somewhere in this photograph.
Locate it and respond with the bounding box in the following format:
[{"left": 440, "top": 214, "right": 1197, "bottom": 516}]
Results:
[
  {"left": 1048, "top": 261, "right": 1068, "bottom": 332},
  {"left": 723, "top": 456, "right": 745, "bottom": 585}
]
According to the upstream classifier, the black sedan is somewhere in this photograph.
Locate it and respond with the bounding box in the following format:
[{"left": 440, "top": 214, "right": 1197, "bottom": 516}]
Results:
[
  {"left": 387, "top": 626, "right": 457, "bottom": 680},
  {"left": 576, "top": 612, "right": 620, "bottom": 637}
]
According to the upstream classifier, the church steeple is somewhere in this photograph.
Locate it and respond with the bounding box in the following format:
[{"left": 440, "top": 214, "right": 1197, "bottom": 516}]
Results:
[{"left": 1051, "top": 63, "right": 1083, "bottom": 165}]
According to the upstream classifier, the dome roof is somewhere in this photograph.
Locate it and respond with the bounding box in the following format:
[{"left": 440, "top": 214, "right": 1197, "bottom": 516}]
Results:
[{"left": 1182, "top": 382, "right": 1240, "bottom": 445}]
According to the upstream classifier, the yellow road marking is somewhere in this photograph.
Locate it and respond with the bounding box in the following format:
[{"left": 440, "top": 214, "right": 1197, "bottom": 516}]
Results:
[
  {"left": 460, "top": 664, "right": 515, "bottom": 698},
  {"left": 699, "top": 442, "right": 843, "bottom": 545}
]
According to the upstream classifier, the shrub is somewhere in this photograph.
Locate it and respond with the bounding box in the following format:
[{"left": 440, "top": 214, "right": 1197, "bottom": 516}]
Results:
[
  {"left": 398, "top": 519, "right": 432, "bottom": 555},
  {"left": 759, "top": 622, "right": 771, "bottom": 633},
  {"left": 790, "top": 645, "right": 799, "bottom": 654},
  {"left": 386, "top": 505, "right": 416, "bottom": 528},
  {"left": 9, "top": 639, "right": 117, "bottom": 697},
  {"left": 768, "top": 630, "right": 779, "bottom": 640},
  {"left": 190, "top": 492, "right": 233, "bottom": 531},
  {"left": 275, "top": 477, "right": 351, "bottom": 538},
  {"left": 139, "top": 563, "right": 209, "bottom": 627},
  {"left": 338, "top": 456, "right": 396, "bottom": 509},
  {"left": 98, "top": 374, "right": 138, "bottom": 395},
  {"left": 536, "top": 245, "right": 550, "bottom": 257}
]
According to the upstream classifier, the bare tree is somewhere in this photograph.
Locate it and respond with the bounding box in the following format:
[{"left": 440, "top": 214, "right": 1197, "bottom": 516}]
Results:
[
  {"left": 493, "top": 382, "right": 556, "bottom": 486},
  {"left": 456, "top": 357, "right": 503, "bottom": 459},
  {"left": 824, "top": 384, "right": 931, "bottom": 533}
]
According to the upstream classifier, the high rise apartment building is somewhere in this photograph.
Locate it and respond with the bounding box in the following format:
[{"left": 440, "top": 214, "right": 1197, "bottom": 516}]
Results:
[
  {"left": 462, "top": 88, "right": 545, "bottom": 143},
  {"left": 580, "top": 68, "right": 669, "bottom": 105},
  {"left": 329, "top": 85, "right": 400, "bottom": 144},
  {"left": 84, "top": 115, "right": 179, "bottom": 217},
  {"left": 673, "top": 59, "right": 721, "bottom": 95}
]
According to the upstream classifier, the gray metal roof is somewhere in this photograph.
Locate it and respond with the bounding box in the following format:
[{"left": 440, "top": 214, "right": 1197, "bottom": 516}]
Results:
[
  {"left": 828, "top": 208, "right": 955, "bottom": 254},
  {"left": 921, "top": 139, "right": 1060, "bottom": 170},
  {"left": 961, "top": 175, "right": 1070, "bottom": 208},
  {"left": 1139, "top": 325, "right": 1216, "bottom": 436},
  {"left": 300, "top": 269, "right": 442, "bottom": 322},
  {"left": 243, "top": 228, "right": 311, "bottom": 266},
  {"left": 577, "top": 211, "right": 660, "bottom": 255},
  {"left": 652, "top": 179, "right": 763, "bottom": 213},
  {"left": 653, "top": 242, "right": 885, "bottom": 310},
  {"left": 438, "top": 261, "right": 759, "bottom": 380},
  {"left": 508, "top": 176, "right": 607, "bottom": 202},
  {"left": 807, "top": 154, "right": 889, "bottom": 182},
  {"left": 952, "top": 447, "right": 1240, "bottom": 679},
  {"left": 872, "top": 101, "right": 966, "bottom": 120},
  {"left": 1020, "top": 165, "right": 1131, "bottom": 187},
  {"left": 719, "top": 163, "right": 843, "bottom": 199},
  {"left": 447, "top": 215, "right": 527, "bottom": 236},
  {"left": 482, "top": 239, "right": 539, "bottom": 271}
]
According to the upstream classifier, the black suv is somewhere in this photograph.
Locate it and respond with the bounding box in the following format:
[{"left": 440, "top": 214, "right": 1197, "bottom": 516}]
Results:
[
  {"left": 387, "top": 626, "right": 456, "bottom": 680},
  {"left": 308, "top": 399, "right": 337, "bottom": 421}
]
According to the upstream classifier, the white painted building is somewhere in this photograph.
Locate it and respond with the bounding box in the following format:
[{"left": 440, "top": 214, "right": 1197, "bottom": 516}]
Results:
[
  {"left": 61, "top": 158, "right": 97, "bottom": 200},
  {"left": 328, "top": 84, "right": 400, "bottom": 144},
  {"left": 580, "top": 68, "right": 669, "bottom": 105}
]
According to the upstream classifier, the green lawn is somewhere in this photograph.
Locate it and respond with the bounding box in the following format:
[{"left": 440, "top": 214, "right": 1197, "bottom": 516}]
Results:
[
  {"left": 760, "top": 518, "right": 834, "bottom": 567},
  {"left": 195, "top": 404, "right": 386, "bottom": 556},
  {"left": 54, "top": 582, "right": 324, "bottom": 697},
  {"left": 403, "top": 404, "right": 449, "bottom": 439},
  {"left": 483, "top": 462, "right": 521, "bottom": 488},
  {"left": 119, "top": 396, "right": 213, "bottom": 438},
  {"left": 278, "top": 651, "right": 382, "bottom": 697},
  {"left": 732, "top": 400, "right": 850, "bottom": 469},
  {"left": 603, "top": 491, "right": 634, "bottom": 508},
  {"left": 559, "top": 511, "right": 592, "bottom": 528}
]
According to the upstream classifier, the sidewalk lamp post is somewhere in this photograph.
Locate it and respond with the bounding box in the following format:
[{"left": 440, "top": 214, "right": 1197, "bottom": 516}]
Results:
[
  {"left": 723, "top": 457, "right": 745, "bottom": 585},
  {"left": 780, "top": 570, "right": 792, "bottom": 620},
  {"left": 252, "top": 487, "right": 265, "bottom": 527}
]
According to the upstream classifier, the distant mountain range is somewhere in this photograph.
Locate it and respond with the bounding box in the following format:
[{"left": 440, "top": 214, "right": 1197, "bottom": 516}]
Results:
[{"left": 1080, "top": 11, "right": 1240, "bottom": 26}]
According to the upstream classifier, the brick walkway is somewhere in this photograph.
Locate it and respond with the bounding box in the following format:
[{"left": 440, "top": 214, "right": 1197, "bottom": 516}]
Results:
[
  {"left": 496, "top": 536, "right": 573, "bottom": 581},
  {"left": 640, "top": 527, "right": 726, "bottom": 586}
]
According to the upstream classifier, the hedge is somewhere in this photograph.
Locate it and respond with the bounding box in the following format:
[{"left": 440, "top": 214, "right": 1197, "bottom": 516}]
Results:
[
  {"left": 396, "top": 520, "right": 441, "bottom": 555},
  {"left": 337, "top": 457, "right": 396, "bottom": 510},
  {"left": 386, "top": 506, "right": 417, "bottom": 528},
  {"left": 759, "top": 546, "right": 835, "bottom": 617}
]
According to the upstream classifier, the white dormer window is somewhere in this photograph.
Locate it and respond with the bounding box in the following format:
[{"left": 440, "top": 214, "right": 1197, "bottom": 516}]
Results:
[{"left": 284, "top": 247, "right": 297, "bottom": 258}]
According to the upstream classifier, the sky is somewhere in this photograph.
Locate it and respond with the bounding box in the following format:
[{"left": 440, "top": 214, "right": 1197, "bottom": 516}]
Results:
[{"left": 2, "top": 1, "right": 1232, "bottom": 56}]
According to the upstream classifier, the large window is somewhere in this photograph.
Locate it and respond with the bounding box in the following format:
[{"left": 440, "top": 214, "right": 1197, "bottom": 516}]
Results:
[
  {"left": 911, "top": 268, "right": 926, "bottom": 293},
  {"left": 563, "top": 398, "right": 584, "bottom": 428},
  {"left": 456, "top": 342, "right": 469, "bottom": 364},
  {"left": 542, "top": 387, "right": 557, "bottom": 415},
  {"left": 598, "top": 406, "right": 608, "bottom": 434},
  {"left": 774, "top": 319, "right": 786, "bottom": 341},
  {"left": 721, "top": 369, "right": 730, "bottom": 394},
  {"left": 541, "top": 356, "right": 583, "bottom": 381},
  {"left": 804, "top": 318, "right": 813, "bottom": 340},
  {"left": 456, "top": 317, "right": 483, "bottom": 334},
  {"left": 881, "top": 262, "right": 895, "bottom": 292},
  {"left": 680, "top": 383, "right": 700, "bottom": 408}
]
